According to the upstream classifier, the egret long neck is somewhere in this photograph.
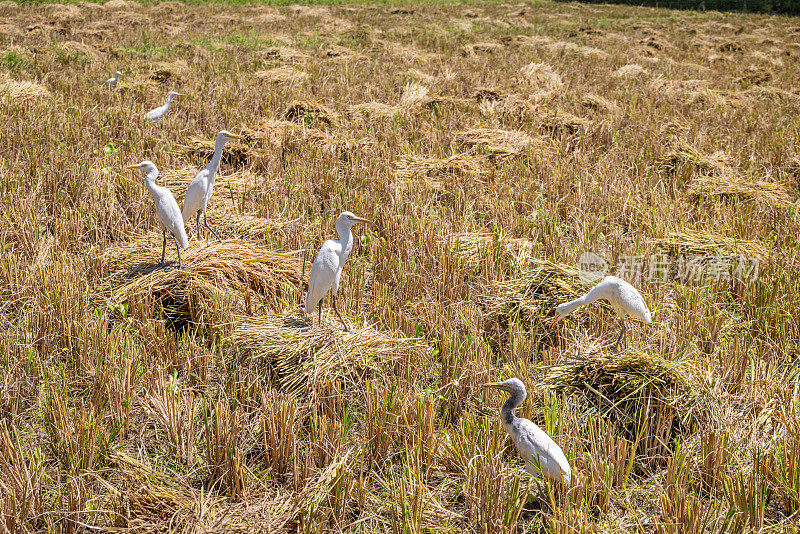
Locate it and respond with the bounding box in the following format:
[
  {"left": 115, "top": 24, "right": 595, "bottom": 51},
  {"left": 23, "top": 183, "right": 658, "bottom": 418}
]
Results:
[
  {"left": 144, "top": 169, "right": 159, "bottom": 197},
  {"left": 336, "top": 222, "right": 354, "bottom": 263},
  {"left": 560, "top": 286, "right": 606, "bottom": 315},
  {"left": 500, "top": 391, "right": 525, "bottom": 425},
  {"left": 208, "top": 136, "right": 227, "bottom": 173}
]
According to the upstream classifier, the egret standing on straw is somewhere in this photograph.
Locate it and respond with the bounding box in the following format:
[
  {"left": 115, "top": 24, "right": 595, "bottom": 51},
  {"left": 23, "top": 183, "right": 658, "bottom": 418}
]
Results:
[
  {"left": 106, "top": 70, "right": 121, "bottom": 89},
  {"left": 127, "top": 161, "right": 189, "bottom": 268},
  {"left": 305, "top": 212, "right": 369, "bottom": 331},
  {"left": 145, "top": 91, "right": 182, "bottom": 123},
  {"left": 483, "top": 378, "right": 572, "bottom": 485},
  {"left": 182, "top": 130, "right": 241, "bottom": 242},
  {"left": 554, "top": 275, "right": 651, "bottom": 352}
]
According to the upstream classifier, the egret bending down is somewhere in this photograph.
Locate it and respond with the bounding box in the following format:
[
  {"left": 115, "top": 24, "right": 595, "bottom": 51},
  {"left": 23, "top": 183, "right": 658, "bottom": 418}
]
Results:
[
  {"left": 182, "top": 130, "right": 241, "bottom": 242},
  {"left": 305, "top": 212, "right": 369, "bottom": 331},
  {"left": 127, "top": 161, "right": 189, "bottom": 268},
  {"left": 106, "top": 71, "right": 121, "bottom": 89},
  {"left": 555, "top": 275, "right": 651, "bottom": 352},
  {"left": 145, "top": 91, "right": 182, "bottom": 123},
  {"left": 484, "top": 378, "right": 571, "bottom": 485}
]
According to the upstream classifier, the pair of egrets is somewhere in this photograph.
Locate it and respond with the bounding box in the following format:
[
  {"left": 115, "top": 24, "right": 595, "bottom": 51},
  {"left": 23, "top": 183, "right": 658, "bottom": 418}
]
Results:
[
  {"left": 106, "top": 71, "right": 183, "bottom": 124},
  {"left": 128, "top": 130, "right": 242, "bottom": 268}
]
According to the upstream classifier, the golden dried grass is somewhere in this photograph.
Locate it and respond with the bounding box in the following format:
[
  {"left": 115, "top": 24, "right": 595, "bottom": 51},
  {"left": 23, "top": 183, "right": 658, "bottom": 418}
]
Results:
[
  {"left": 255, "top": 66, "right": 309, "bottom": 85},
  {"left": 0, "top": 76, "right": 51, "bottom": 102},
  {"left": 100, "top": 241, "right": 303, "bottom": 324},
  {"left": 229, "top": 314, "right": 431, "bottom": 393},
  {"left": 456, "top": 128, "right": 552, "bottom": 159},
  {"left": 687, "top": 173, "right": 795, "bottom": 207},
  {"left": 392, "top": 153, "right": 488, "bottom": 180}
]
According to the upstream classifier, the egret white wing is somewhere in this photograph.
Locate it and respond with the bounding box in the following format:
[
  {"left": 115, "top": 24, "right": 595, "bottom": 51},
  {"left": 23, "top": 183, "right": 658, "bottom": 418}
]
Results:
[
  {"left": 512, "top": 418, "right": 571, "bottom": 484},
  {"left": 182, "top": 169, "right": 210, "bottom": 221},
  {"left": 156, "top": 187, "right": 189, "bottom": 249},
  {"left": 305, "top": 240, "right": 342, "bottom": 314}
]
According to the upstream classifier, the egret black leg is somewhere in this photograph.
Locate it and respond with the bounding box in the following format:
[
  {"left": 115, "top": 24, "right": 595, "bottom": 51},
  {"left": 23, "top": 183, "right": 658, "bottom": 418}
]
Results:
[
  {"left": 331, "top": 294, "right": 349, "bottom": 332},
  {"left": 612, "top": 321, "right": 627, "bottom": 353},
  {"left": 161, "top": 229, "right": 167, "bottom": 265},
  {"left": 317, "top": 298, "right": 322, "bottom": 327},
  {"left": 204, "top": 210, "right": 223, "bottom": 243},
  {"left": 196, "top": 212, "right": 202, "bottom": 240},
  {"left": 173, "top": 235, "right": 182, "bottom": 268}
]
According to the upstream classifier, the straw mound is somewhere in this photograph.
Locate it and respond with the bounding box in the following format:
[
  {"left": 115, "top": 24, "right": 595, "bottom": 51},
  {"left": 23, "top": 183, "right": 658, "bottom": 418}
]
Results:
[
  {"left": 547, "top": 41, "right": 608, "bottom": 58},
  {"left": 581, "top": 93, "right": 620, "bottom": 114},
  {"left": 461, "top": 42, "right": 504, "bottom": 56},
  {"left": 650, "top": 77, "right": 710, "bottom": 99},
  {"left": 541, "top": 352, "right": 703, "bottom": 460},
  {"left": 658, "top": 139, "right": 731, "bottom": 175},
  {"left": 0, "top": 77, "right": 50, "bottom": 102},
  {"left": 243, "top": 119, "right": 372, "bottom": 159},
  {"left": 653, "top": 229, "right": 768, "bottom": 260},
  {"left": 456, "top": 128, "right": 552, "bottom": 159},
  {"left": 255, "top": 66, "right": 309, "bottom": 85},
  {"left": 614, "top": 63, "right": 648, "bottom": 78},
  {"left": 518, "top": 62, "right": 563, "bottom": 94},
  {"left": 112, "top": 451, "right": 295, "bottom": 531},
  {"left": 259, "top": 47, "right": 307, "bottom": 65},
  {"left": 102, "top": 0, "right": 137, "bottom": 10},
  {"left": 347, "top": 82, "right": 435, "bottom": 120},
  {"left": 474, "top": 87, "right": 505, "bottom": 103},
  {"left": 101, "top": 241, "right": 303, "bottom": 326},
  {"left": 539, "top": 109, "right": 591, "bottom": 136},
  {"left": 736, "top": 65, "right": 772, "bottom": 86},
  {"left": 229, "top": 315, "right": 431, "bottom": 393},
  {"left": 687, "top": 173, "right": 794, "bottom": 207},
  {"left": 322, "top": 44, "right": 364, "bottom": 62},
  {"left": 479, "top": 258, "right": 590, "bottom": 350},
  {"left": 149, "top": 60, "right": 188, "bottom": 84},
  {"left": 743, "top": 85, "right": 800, "bottom": 102},
  {"left": 392, "top": 153, "right": 487, "bottom": 180},
  {"left": 284, "top": 100, "right": 338, "bottom": 126},
  {"left": 182, "top": 136, "right": 263, "bottom": 166},
  {"left": 543, "top": 352, "right": 695, "bottom": 404},
  {"left": 60, "top": 41, "right": 102, "bottom": 62}
]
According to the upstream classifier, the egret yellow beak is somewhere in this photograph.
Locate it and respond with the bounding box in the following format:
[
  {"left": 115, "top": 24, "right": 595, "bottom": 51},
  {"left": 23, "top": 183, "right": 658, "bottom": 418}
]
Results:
[
  {"left": 550, "top": 314, "right": 563, "bottom": 327},
  {"left": 482, "top": 382, "right": 504, "bottom": 389},
  {"left": 350, "top": 216, "right": 369, "bottom": 223},
  {"left": 126, "top": 164, "right": 143, "bottom": 169},
  {"left": 228, "top": 133, "right": 242, "bottom": 139}
]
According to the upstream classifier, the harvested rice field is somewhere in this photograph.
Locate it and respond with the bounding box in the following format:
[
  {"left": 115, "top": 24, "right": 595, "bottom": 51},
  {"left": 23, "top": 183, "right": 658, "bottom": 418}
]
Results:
[{"left": 1, "top": 0, "right": 800, "bottom": 532}]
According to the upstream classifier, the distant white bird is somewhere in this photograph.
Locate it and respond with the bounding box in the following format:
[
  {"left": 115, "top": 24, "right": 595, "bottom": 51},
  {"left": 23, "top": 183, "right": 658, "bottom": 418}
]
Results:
[
  {"left": 144, "top": 91, "right": 182, "bottom": 123},
  {"left": 483, "top": 378, "right": 572, "bottom": 485},
  {"left": 106, "top": 70, "right": 121, "bottom": 89},
  {"left": 555, "top": 275, "right": 652, "bottom": 352},
  {"left": 182, "top": 130, "right": 241, "bottom": 242},
  {"left": 127, "top": 161, "right": 189, "bottom": 268},
  {"left": 305, "top": 212, "right": 369, "bottom": 331}
]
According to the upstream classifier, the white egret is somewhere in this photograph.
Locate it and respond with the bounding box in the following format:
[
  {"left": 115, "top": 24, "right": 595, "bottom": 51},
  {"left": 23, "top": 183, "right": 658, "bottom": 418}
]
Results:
[
  {"left": 106, "top": 70, "right": 121, "bottom": 89},
  {"left": 555, "top": 275, "right": 651, "bottom": 352},
  {"left": 305, "top": 212, "right": 369, "bottom": 331},
  {"left": 127, "top": 161, "right": 189, "bottom": 268},
  {"left": 144, "top": 91, "right": 182, "bottom": 123},
  {"left": 483, "top": 378, "right": 572, "bottom": 485},
  {"left": 181, "top": 130, "right": 241, "bottom": 242}
]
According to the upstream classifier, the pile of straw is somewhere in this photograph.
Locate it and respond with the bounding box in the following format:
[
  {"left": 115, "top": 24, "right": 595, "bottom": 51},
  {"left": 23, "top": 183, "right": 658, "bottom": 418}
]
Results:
[
  {"left": 255, "top": 66, "right": 309, "bottom": 85},
  {"left": 101, "top": 241, "right": 303, "bottom": 326},
  {"left": 229, "top": 315, "right": 430, "bottom": 393},
  {"left": 456, "top": 128, "right": 552, "bottom": 159},
  {"left": 392, "top": 153, "right": 487, "bottom": 180}
]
